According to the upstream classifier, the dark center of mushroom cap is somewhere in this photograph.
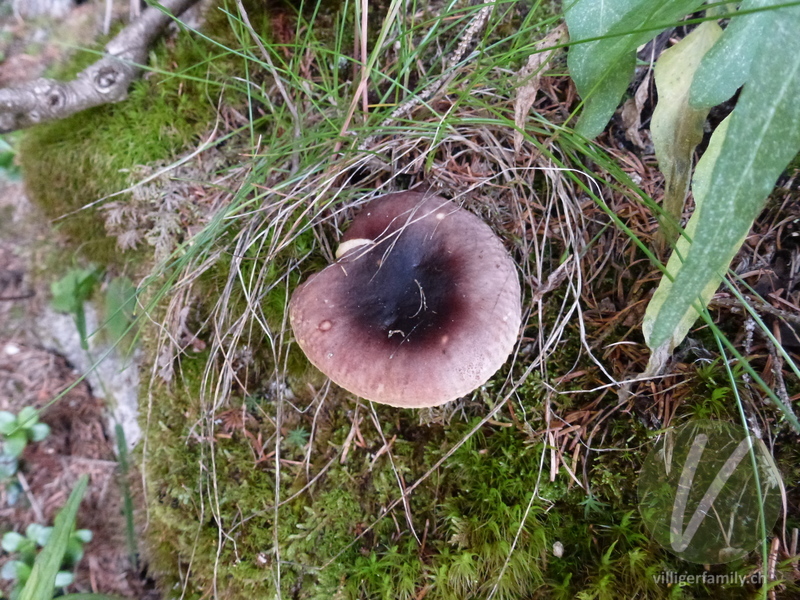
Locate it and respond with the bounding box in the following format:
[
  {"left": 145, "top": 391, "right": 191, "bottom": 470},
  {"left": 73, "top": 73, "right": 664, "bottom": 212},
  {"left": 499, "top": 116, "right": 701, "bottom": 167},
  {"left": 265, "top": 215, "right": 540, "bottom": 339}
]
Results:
[{"left": 336, "top": 223, "right": 466, "bottom": 350}]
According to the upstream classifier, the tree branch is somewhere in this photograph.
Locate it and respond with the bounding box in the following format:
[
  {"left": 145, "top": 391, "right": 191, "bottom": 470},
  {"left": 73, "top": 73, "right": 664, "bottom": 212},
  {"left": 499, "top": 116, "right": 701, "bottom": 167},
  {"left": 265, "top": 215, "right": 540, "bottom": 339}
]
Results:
[{"left": 0, "top": 0, "right": 200, "bottom": 133}]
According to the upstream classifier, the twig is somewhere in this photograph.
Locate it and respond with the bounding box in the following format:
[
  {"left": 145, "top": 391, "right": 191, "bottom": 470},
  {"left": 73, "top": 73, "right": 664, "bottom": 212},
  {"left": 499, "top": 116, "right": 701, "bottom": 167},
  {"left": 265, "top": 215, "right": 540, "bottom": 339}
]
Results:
[
  {"left": 0, "top": 0, "right": 200, "bottom": 132},
  {"left": 0, "top": 292, "right": 35, "bottom": 301},
  {"left": 768, "top": 536, "right": 780, "bottom": 600},
  {"left": 711, "top": 295, "right": 800, "bottom": 326},
  {"left": 16, "top": 472, "right": 45, "bottom": 523},
  {"left": 104, "top": 0, "right": 113, "bottom": 35}
]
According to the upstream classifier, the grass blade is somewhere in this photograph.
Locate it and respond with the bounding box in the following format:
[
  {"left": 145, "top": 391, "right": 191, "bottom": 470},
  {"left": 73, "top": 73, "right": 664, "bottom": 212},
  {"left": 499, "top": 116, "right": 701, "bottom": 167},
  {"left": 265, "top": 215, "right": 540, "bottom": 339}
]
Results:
[
  {"left": 19, "top": 475, "right": 88, "bottom": 600},
  {"left": 114, "top": 424, "right": 138, "bottom": 571}
]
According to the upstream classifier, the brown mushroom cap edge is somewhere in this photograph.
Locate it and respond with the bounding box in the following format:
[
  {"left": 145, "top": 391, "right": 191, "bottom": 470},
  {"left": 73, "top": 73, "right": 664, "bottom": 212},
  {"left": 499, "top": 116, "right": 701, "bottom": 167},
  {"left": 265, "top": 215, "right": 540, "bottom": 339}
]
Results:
[{"left": 289, "top": 191, "right": 521, "bottom": 408}]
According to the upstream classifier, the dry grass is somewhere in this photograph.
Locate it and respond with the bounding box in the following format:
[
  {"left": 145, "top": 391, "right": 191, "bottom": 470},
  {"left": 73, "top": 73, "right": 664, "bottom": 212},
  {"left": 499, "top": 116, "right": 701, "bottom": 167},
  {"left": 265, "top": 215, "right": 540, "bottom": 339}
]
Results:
[
  {"left": 136, "top": 55, "right": 672, "bottom": 587},
  {"left": 136, "top": 57, "right": 800, "bottom": 584}
]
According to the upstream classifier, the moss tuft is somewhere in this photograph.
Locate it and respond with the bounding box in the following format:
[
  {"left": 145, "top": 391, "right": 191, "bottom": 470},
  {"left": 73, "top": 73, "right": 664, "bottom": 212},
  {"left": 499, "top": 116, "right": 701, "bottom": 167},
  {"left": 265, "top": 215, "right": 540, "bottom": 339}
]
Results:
[{"left": 18, "top": 6, "right": 248, "bottom": 268}]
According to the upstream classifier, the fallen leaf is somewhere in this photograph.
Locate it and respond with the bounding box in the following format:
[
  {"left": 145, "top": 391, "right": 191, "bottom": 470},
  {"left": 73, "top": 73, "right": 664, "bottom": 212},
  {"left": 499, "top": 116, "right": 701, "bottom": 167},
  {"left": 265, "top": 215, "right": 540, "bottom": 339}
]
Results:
[
  {"left": 651, "top": 21, "right": 722, "bottom": 249},
  {"left": 514, "top": 24, "right": 568, "bottom": 154},
  {"left": 621, "top": 68, "right": 652, "bottom": 150}
]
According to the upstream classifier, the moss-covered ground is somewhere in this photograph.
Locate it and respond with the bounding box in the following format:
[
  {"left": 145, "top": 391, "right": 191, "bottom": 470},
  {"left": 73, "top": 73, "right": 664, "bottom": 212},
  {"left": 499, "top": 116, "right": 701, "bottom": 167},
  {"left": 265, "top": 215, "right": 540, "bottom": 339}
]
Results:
[
  {"left": 18, "top": 4, "right": 251, "bottom": 269},
  {"left": 14, "top": 0, "right": 800, "bottom": 598}
]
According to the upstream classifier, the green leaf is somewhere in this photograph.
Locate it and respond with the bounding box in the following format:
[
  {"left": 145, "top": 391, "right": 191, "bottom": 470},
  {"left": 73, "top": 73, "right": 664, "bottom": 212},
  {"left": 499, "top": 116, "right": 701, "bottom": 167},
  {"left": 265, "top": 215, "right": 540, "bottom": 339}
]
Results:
[
  {"left": 50, "top": 268, "right": 99, "bottom": 315},
  {"left": 690, "top": 0, "right": 786, "bottom": 108},
  {"left": 3, "top": 560, "right": 30, "bottom": 586},
  {"left": 0, "top": 454, "right": 18, "bottom": 479},
  {"left": 645, "top": 9, "right": 800, "bottom": 353},
  {"left": 16, "top": 407, "right": 37, "bottom": 430},
  {"left": 51, "top": 267, "right": 101, "bottom": 351},
  {"left": 571, "top": 51, "right": 636, "bottom": 140},
  {"left": 28, "top": 424, "right": 50, "bottom": 443},
  {"left": 103, "top": 276, "right": 137, "bottom": 346},
  {"left": 644, "top": 116, "right": 732, "bottom": 356},
  {"left": 0, "top": 412, "right": 17, "bottom": 435},
  {"left": 564, "top": 0, "right": 705, "bottom": 138},
  {"left": 0, "top": 136, "right": 20, "bottom": 181},
  {"left": 651, "top": 21, "right": 722, "bottom": 245},
  {"left": 4, "top": 431, "right": 28, "bottom": 459},
  {"left": 13, "top": 561, "right": 31, "bottom": 585},
  {"left": 64, "top": 538, "right": 84, "bottom": 565},
  {"left": 2, "top": 532, "right": 25, "bottom": 553},
  {"left": 15, "top": 537, "right": 37, "bottom": 565},
  {"left": 73, "top": 530, "right": 92, "bottom": 544},
  {"left": 1, "top": 560, "right": 22, "bottom": 580},
  {"left": 19, "top": 475, "right": 88, "bottom": 600},
  {"left": 26, "top": 524, "right": 51, "bottom": 548},
  {"left": 54, "top": 571, "right": 73, "bottom": 587},
  {"left": 5, "top": 480, "right": 22, "bottom": 505}
]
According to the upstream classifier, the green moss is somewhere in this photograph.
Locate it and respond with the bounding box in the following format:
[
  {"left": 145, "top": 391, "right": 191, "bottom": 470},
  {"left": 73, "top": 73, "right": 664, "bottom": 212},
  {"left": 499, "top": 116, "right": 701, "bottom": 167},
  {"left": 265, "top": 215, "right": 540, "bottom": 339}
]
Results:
[
  {"left": 18, "top": 5, "right": 249, "bottom": 269},
  {"left": 138, "top": 213, "right": 757, "bottom": 599},
  {"left": 145, "top": 356, "right": 700, "bottom": 600},
  {"left": 140, "top": 259, "right": 787, "bottom": 599}
]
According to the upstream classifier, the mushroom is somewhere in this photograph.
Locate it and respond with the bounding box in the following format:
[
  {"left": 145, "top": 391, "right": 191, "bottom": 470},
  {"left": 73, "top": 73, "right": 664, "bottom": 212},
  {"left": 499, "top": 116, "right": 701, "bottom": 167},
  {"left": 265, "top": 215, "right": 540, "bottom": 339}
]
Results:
[{"left": 289, "top": 191, "right": 521, "bottom": 408}]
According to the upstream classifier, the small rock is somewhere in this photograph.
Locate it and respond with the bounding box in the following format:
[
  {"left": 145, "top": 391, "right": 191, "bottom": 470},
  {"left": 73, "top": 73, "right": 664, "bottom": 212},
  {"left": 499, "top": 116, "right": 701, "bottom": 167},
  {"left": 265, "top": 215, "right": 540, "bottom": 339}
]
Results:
[
  {"left": 3, "top": 342, "right": 20, "bottom": 356},
  {"left": 553, "top": 541, "right": 564, "bottom": 558}
]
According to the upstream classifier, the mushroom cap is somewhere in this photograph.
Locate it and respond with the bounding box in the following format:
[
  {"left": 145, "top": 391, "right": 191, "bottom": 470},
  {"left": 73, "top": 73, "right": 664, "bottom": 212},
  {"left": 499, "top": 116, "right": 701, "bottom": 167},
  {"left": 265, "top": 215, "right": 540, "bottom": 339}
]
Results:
[{"left": 289, "top": 192, "right": 521, "bottom": 408}]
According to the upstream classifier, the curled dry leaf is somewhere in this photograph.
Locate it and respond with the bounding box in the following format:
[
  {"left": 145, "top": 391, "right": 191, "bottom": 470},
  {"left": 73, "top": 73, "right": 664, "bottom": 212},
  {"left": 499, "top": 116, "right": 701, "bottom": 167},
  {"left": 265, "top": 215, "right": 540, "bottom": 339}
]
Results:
[
  {"left": 513, "top": 24, "right": 568, "bottom": 154},
  {"left": 620, "top": 68, "right": 652, "bottom": 151},
  {"left": 651, "top": 21, "right": 722, "bottom": 249}
]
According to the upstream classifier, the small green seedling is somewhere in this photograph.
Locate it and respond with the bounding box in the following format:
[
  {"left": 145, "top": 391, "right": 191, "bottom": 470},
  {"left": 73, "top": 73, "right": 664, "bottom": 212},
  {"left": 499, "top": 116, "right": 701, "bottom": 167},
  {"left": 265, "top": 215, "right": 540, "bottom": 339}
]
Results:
[
  {"left": 1, "top": 522, "right": 92, "bottom": 599},
  {"left": 0, "top": 408, "right": 51, "bottom": 508},
  {"left": 2, "top": 476, "right": 119, "bottom": 600},
  {"left": 50, "top": 266, "right": 102, "bottom": 351},
  {"left": 0, "top": 408, "right": 50, "bottom": 479},
  {"left": 0, "top": 136, "right": 20, "bottom": 181},
  {"left": 284, "top": 427, "right": 310, "bottom": 450}
]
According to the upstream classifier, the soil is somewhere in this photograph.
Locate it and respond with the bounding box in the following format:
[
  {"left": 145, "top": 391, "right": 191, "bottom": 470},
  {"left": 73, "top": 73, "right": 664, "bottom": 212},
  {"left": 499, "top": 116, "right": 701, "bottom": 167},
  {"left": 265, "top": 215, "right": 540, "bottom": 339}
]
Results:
[
  {"left": 0, "top": 5, "right": 154, "bottom": 598},
  {"left": 0, "top": 183, "right": 155, "bottom": 599}
]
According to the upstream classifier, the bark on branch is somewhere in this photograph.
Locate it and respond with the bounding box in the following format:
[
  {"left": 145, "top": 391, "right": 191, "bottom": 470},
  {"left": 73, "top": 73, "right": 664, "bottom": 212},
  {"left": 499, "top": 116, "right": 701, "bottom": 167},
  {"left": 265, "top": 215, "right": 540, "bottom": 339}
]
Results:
[{"left": 0, "top": 0, "right": 200, "bottom": 133}]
